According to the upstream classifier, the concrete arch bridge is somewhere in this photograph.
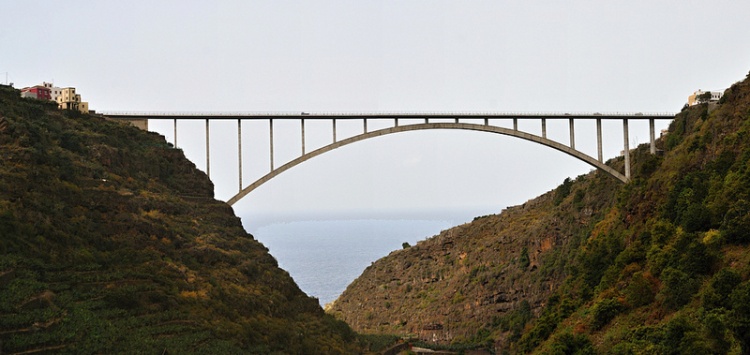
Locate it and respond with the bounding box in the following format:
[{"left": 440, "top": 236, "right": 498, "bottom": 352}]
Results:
[{"left": 103, "top": 112, "right": 675, "bottom": 206}]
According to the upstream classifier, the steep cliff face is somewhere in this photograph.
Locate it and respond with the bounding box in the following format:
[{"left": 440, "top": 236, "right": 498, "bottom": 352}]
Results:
[
  {"left": 333, "top": 73, "right": 750, "bottom": 354},
  {"left": 0, "top": 85, "right": 359, "bottom": 354},
  {"left": 330, "top": 129, "right": 624, "bottom": 344}
]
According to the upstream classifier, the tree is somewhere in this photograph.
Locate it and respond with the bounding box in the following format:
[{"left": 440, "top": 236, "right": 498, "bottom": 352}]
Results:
[
  {"left": 697, "top": 91, "right": 713, "bottom": 104},
  {"left": 729, "top": 282, "right": 750, "bottom": 353},
  {"left": 659, "top": 267, "right": 698, "bottom": 310},
  {"left": 590, "top": 298, "right": 624, "bottom": 330}
]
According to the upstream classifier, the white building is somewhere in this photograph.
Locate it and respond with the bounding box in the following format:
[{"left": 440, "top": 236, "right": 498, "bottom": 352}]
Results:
[
  {"left": 688, "top": 89, "right": 723, "bottom": 106},
  {"left": 43, "top": 82, "right": 62, "bottom": 102}
]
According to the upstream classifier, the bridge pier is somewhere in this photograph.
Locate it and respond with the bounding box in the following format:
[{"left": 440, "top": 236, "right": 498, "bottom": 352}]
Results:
[
  {"left": 623, "top": 119, "right": 630, "bottom": 180},
  {"left": 269, "top": 119, "right": 274, "bottom": 171},
  {"left": 173, "top": 118, "right": 177, "bottom": 148},
  {"left": 569, "top": 118, "right": 575, "bottom": 149},
  {"left": 596, "top": 118, "right": 603, "bottom": 162},
  {"left": 301, "top": 119, "right": 306, "bottom": 155},
  {"left": 650, "top": 118, "right": 656, "bottom": 154},
  {"left": 205, "top": 119, "right": 210, "bottom": 178},
  {"left": 238, "top": 119, "right": 243, "bottom": 190},
  {"left": 542, "top": 118, "right": 547, "bottom": 139}
]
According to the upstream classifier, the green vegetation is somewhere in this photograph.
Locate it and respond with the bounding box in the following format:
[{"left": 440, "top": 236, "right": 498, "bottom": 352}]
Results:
[
  {"left": 492, "top": 300, "right": 532, "bottom": 343},
  {"left": 553, "top": 177, "right": 573, "bottom": 205},
  {"left": 514, "top": 74, "right": 750, "bottom": 353},
  {"left": 333, "top": 72, "right": 750, "bottom": 354},
  {"left": 697, "top": 91, "right": 714, "bottom": 103},
  {"left": 0, "top": 85, "right": 364, "bottom": 353}
]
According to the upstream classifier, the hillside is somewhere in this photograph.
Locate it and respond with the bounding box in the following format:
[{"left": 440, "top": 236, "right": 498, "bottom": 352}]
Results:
[
  {"left": 0, "top": 85, "right": 361, "bottom": 354},
  {"left": 330, "top": 168, "right": 622, "bottom": 344},
  {"left": 331, "top": 72, "right": 750, "bottom": 353}
]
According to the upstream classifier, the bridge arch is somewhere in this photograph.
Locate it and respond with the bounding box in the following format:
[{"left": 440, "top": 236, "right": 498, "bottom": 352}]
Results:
[{"left": 226, "top": 122, "right": 627, "bottom": 206}]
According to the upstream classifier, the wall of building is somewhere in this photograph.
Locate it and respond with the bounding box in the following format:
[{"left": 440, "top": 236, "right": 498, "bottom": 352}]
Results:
[
  {"left": 56, "top": 87, "right": 89, "bottom": 114},
  {"left": 43, "top": 82, "right": 62, "bottom": 101},
  {"left": 20, "top": 86, "right": 51, "bottom": 100},
  {"left": 688, "top": 89, "right": 723, "bottom": 106}
]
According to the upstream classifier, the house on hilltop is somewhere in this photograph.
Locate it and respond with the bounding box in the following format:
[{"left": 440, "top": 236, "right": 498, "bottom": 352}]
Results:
[
  {"left": 688, "top": 89, "right": 723, "bottom": 106},
  {"left": 43, "top": 82, "right": 63, "bottom": 101},
  {"left": 57, "top": 87, "right": 89, "bottom": 114},
  {"left": 20, "top": 85, "right": 51, "bottom": 100},
  {"left": 21, "top": 82, "right": 89, "bottom": 114}
]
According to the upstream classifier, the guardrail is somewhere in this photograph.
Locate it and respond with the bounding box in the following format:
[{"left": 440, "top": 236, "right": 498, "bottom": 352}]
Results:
[{"left": 101, "top": 111, "right": 677, "bottom": 120}]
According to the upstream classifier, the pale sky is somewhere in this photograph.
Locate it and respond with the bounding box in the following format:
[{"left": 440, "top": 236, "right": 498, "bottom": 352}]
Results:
[{"left": 3, "top": 1, "right": 750, "bottom": 227}]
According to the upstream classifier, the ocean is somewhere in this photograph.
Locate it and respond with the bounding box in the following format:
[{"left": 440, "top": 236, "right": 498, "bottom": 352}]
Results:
[{"left": 250, "top": 218, "right": 456, "bottom": 306}]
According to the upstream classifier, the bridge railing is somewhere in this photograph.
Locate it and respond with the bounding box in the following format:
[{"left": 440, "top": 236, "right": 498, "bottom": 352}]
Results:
[{"left": 101, "top": 111, "right": 678, "bottom": 120}]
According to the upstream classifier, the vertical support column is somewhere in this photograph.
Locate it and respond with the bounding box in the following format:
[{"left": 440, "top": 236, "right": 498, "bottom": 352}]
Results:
[
  {"left": 484, "top": 118, "right": 489, "bottom": 126},
  {"left": 332, "top": 118, "right": 337, "bottom": 143},
  {"left": 596, "top": 118, "right": 603, "bottom": 162},
  {"left": 541, "top": 118, "right": 547, "bottom": 138},
  {"left": 455, "top": 118, "right": 459, "bottom": 123},
  {"left": 424, "top": 118, "right": 428, "bottom": 124},
  {"left": 363, "top": 119, "right": 367, "bottom": 133},
  {"left": 269, "top": 119, "right": 274, "bottom": 171},
  {"left": 395, "top": 118, "right": 399, "bottom": 127},
  {"left": 173, "top": 118, "right": 178, "bottom": 148},
  {"left": 301, "top": 119, "right": 306, "bottom": 155},
  {"left": 649, "top": 118, "right": 656, "bottom": 154},
  {"left": 238, "top": 119, "right": 242, "bottom": 191},
  {"left": 513, "top": 118, "right": 518, "bottom": 131},
  {"left": 569, "top": 118, "right": 575, "bottom": 150},
  {"left": 623, "top": 119, "right": 630, "bottom": 181},
  {"left": 205, "top": 119, "right": 210, "bottom": 178}
]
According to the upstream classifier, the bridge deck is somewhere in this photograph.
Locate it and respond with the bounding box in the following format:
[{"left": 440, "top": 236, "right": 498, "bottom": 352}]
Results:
[{"left": 103, "top": 112, "right": 676, "bottom": 120}]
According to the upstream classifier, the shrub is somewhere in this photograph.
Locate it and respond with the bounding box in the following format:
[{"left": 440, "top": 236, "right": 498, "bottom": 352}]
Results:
[
  {"left": 548, "top": 332, "right": 595, "bottom": 355},
  {"left": 701, "top": 308, "right": 732, "bottom": 353},
  {"left": 721, "top": 199, "right": 750, "bottom": 244},
  {"left": 650, "top": 220, "right": 678, "bottom": 246},
  {"left": 624, "top": 272, "right": 656, "bottom": 308},
  {"left": 702, "top": 268, "right": 741, "bottom": 310},
  {"left": 658, "top": 267, "right": 698, "bottom": 310},
  {"left": 553, "top": 178, "right": 573, "bottom": 205},
  {"left": 676, "top": 236, "right": 716, "bottom": 275},
  {"left": 494, "top": 300, "right": 532, "bottom": 341},
  {"left": 590, "top": 298, "right": 624, "bottom": 330},
  {"left": 729, "top": 281, "right": 750, "bottom": 352}
]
